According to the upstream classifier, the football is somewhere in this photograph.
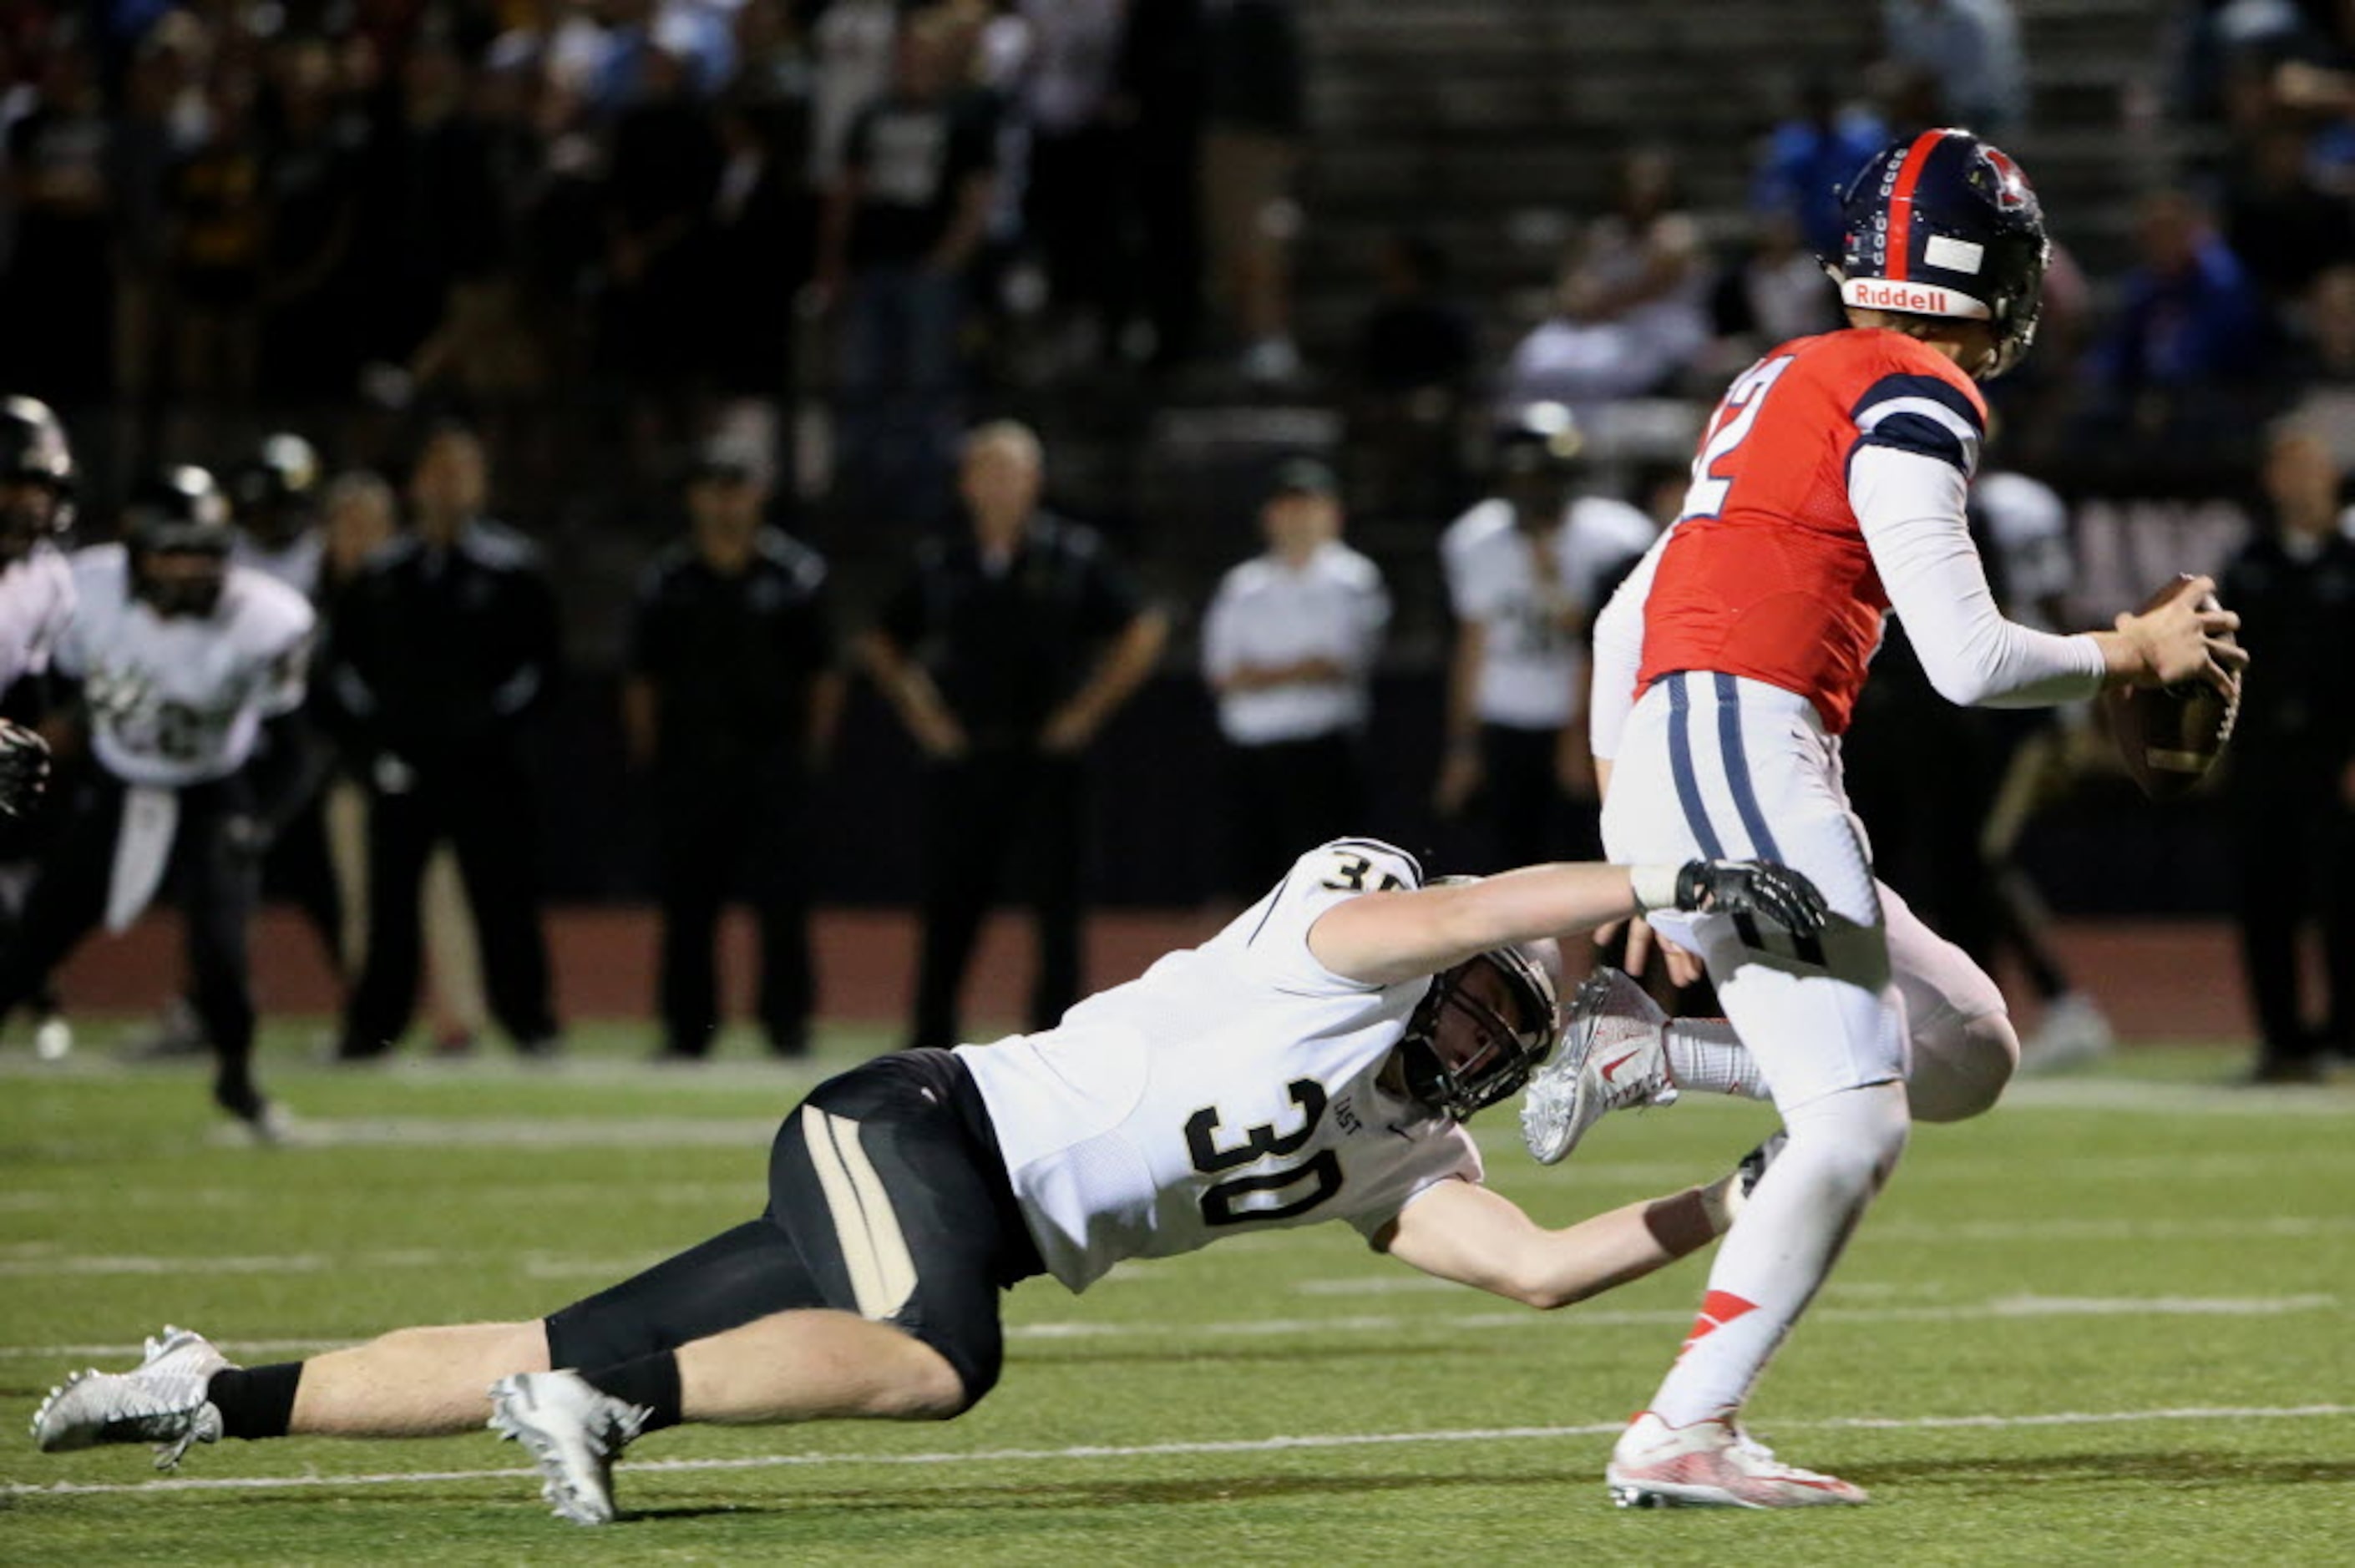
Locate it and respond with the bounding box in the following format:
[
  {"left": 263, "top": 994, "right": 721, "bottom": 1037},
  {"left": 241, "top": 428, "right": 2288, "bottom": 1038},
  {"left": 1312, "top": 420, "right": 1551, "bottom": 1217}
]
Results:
[{"left": 2102, "top": 578, "right": 2241, "bottom": 802}]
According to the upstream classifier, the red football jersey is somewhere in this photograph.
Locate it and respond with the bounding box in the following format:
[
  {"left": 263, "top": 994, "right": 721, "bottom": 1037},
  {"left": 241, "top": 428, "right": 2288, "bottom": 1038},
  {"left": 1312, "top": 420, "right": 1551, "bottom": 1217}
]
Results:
[{"left": 1637, "top": 328, "right": 1988, "bottom": 733}]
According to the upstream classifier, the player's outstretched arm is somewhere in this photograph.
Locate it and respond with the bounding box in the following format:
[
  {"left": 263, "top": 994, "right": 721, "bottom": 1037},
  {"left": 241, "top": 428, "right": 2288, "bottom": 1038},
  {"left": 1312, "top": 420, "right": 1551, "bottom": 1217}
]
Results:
[
  {"left": 1307, "top": 859, "right": 1829, "bottom": 987},
  {"left": 1377, "top": 1175, "right": 1735, "bottom": 1309}
]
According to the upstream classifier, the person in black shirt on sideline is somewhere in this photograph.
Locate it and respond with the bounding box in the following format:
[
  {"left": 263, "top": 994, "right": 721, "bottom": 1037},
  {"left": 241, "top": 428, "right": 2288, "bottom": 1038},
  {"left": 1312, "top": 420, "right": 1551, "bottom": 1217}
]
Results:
[
  {"left": 625, "top": 450, "right": 842, "bottom": 1060},
  {"left": 2219, "top": 424, "right": 2355, "bottom": 1084},
  {"left": 326, "top": 424, "right": 563, "bottom": 1059},
  {"left": 862, "top": 422, "right": 1168, "bottom": 1050}
]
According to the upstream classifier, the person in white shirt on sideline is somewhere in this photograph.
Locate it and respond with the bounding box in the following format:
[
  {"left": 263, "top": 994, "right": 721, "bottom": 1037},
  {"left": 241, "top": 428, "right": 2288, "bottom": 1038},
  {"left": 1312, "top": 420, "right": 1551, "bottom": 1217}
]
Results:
[
  {"left": 1202, "top": 458, "right": 1390, "bottom": 892},
  {"left": 1437, "top": 406, "right": 1659, "bottom": 869},
  {"left": 33, "top": 838, "right": 1830, "bottom": 1529}
]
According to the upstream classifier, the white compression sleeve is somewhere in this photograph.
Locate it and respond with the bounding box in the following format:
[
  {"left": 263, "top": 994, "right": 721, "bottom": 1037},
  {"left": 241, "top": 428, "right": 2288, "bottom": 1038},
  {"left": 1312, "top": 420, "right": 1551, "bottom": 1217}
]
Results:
[
  {"left": 1586, "top": 526, "right": 1672, "bottom": 761},
  {"left": 1851, "top": 444, "right": 2106, "bottom": 709}
]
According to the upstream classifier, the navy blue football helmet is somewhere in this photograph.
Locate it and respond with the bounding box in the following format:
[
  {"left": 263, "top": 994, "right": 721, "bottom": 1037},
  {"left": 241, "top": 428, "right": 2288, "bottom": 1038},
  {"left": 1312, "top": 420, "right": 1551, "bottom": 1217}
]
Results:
[{"left": 1831, "top": 129, "right": 2050, "bottom": 377}]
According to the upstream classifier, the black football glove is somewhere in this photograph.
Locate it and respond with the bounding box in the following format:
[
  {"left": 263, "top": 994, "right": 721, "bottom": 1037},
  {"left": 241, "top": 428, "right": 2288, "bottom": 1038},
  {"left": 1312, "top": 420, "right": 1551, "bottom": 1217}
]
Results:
[
  {"left": 0, "top": 721, "right": 50, "bottom": 818},
  {"left": 1674, "top": 858, "right": 1831, "bottom": 936}
]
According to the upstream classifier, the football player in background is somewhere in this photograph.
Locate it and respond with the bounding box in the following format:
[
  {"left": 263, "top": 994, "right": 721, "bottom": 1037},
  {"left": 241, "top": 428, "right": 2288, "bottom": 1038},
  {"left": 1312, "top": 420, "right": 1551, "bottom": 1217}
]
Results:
[
  {"left": 0, "top": 468, "right": 317, "bottom": 1135},
  {"left": 0, "top": 397, "right": 82, "bottom": 1060},
  {"left": 126, "top": 432, "right": 342, "bottom": 1061},
  {"left": 1528, "top": 131, "right": 2246, "bottom": 1508},
  {"left": 1436, "top": 406, "right": 1657, "bottom": 869},
  {"left": 34, "top": 840, "right": 1826, "bottom": 1528}
]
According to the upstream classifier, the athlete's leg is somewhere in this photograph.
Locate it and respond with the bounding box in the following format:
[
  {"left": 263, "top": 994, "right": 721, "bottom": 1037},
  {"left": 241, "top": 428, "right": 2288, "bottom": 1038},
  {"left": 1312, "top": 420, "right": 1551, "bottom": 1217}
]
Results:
[
  {"left": 282, "top": 1322, "right": 552, "bottom": 1437},
  {"left": 1602, "top": 675, "right": 1908, "bottom": 1440},
  {"left": 1881, "top": 878, "right": 2018, "bottom": 1123}
]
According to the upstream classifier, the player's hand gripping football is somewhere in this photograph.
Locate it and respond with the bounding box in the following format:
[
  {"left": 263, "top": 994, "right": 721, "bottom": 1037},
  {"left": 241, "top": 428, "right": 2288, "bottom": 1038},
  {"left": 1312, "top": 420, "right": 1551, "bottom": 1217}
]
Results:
[
  {"left": 1671, "top": 858, "right": 1831, "bottom": 936},
  {"left": 0, "top": 719, "right": 51, "bottom": 817},
  {"left": 2107, "top": 574, "right": 2246, "bottom": 699}
]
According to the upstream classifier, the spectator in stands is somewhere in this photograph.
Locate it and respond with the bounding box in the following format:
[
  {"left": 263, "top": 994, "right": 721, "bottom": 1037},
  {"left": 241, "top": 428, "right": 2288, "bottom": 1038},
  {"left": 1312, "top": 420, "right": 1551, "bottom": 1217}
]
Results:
[
  {"left": 1350, "top": 231, "right": 1477, "bottom": 518},
  {"left": 809, "top": 0, "right": 903, "bottom": 185},
  {"left": 1, "top": 33, "right": 114, "bottom": 402},
  {"left": 604, "top": 37, "right": 722, "bottom": 453},
  {"left": 1436, "top": 411, "right": 1657, "bottom": 872},
  {"left": 2084, "top": 190, "right": 2270, "bottom": 438},
  {"left": 1710, "top": 206, "right": 1842, "bottom": 367},
  {"left": 1497, "top": 149, "right": 1711, "bottom": 427},
  {"left": 1752, "top": 77, "right": 1887, "bottom": 260},
  {"left": 1112, "top": 0, "right": 1209, "bottom": 370},
  {"left": 2222, "top": 121, "right": 2355, "bottom": 301},
  {"left": 1201, "top": 458, "right": 1389, "bottom": 895},
  {"left": 1016, "top": 0, "right": 1132, "bottom": 371},
  {"left": 1880, "top": 0, "right": 2028, "bottom": 137},
  {"left": 861, "top": 421, "right": 1167, "bottom": 1050},
  {"left": 327, "top": 423, "right": 564, "bottom": 1060},
  {"left": 349, "top": 32, "right": 503, "bottom": 372},
  {"left": 1358, "top": 232, "right": 1476, "bottom": 401},
  {"left": 2287, "top": 264, "right": 2355, "bottom": 468},
  {"left": 701, "top": 88, "right": 813, "bottom": 460},
  {"left": 257, "top": 35, "right": 365, "bottom": 402},
  {"left": 1202, "top": 0, "right": 1308, "bottom": 383},
  {"left": 816, "top": 9, "right": 1000, "bottom": 529},
  {"left": 625, "top": 448, "right": 841, "bottom": 1062},
  {"left": 2219, "top": 422, "right": 2355, "bottom": 1084}
]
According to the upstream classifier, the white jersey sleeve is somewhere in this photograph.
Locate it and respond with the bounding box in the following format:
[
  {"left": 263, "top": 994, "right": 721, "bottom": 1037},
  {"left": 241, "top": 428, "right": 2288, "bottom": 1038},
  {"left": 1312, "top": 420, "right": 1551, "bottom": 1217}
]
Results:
[
  {"left": 0, "top": 544, "right": 77, "bottom": 692},
  {"left": 1588, "top": 523, "right": 1674, "bottom": 762},
  {"left": 1851, "top": 446, "right": 2104, "bottom": 709},
  {"left": 1230, "top": 838, "right": 1427, "bottom": 995}
]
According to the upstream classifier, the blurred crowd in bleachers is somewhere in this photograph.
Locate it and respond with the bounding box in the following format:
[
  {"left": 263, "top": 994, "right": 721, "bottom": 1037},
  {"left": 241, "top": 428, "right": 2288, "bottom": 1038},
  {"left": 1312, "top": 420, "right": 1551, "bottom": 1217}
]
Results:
[{"left": 0, "top": 0, "right": 2349, "bottom": 552}]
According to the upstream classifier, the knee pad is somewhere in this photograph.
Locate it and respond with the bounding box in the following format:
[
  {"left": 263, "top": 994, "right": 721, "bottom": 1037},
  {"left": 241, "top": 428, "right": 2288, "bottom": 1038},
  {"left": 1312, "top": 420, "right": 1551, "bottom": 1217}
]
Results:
[{"left": 1907, "top": 1009, "right": 2019, "bottom": 1124}]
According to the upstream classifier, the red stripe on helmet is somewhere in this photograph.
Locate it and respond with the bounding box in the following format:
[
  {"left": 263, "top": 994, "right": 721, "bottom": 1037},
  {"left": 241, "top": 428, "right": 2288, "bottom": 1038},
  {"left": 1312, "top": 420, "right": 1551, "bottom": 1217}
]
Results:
[{"left": 1881, "top": 129, "right": 1948, "bottom": 282}]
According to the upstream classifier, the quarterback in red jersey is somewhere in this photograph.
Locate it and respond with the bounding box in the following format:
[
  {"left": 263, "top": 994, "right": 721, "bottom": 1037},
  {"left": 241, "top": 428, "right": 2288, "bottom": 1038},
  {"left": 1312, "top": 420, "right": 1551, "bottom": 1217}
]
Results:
[{"left": 1524, "top": 129, "right": 2247, "bottom": 1509}]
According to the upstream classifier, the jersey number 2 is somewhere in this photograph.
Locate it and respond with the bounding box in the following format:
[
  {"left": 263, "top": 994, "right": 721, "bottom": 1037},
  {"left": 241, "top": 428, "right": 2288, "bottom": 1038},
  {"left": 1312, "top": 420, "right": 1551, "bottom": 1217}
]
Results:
[
  {"left": 1679, "top": 354, "right": 1795, "bottom": 520},
  {"left": 1185, "top": 1078, "right": 1344, "bottom": 1227}
]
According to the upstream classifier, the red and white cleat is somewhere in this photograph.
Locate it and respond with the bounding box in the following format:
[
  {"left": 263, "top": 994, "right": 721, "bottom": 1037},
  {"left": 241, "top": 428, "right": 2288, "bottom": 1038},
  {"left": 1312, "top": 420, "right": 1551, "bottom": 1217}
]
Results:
[{"left": 1606, "top": 1411, "right": 1868, "bottom": 1509}]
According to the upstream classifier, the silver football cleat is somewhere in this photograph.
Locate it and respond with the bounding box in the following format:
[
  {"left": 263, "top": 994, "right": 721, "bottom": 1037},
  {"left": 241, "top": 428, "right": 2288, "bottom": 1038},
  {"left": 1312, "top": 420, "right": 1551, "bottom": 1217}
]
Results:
[
  {"left": 488, "top": 1370, "right": 651, "bottom": 1526},
  {"left": 32, "top": 1325, "right": 230, "bottom": 1470},
  {"left": 1521, "top": 966, "right": 1679, "bottom": 1164}
]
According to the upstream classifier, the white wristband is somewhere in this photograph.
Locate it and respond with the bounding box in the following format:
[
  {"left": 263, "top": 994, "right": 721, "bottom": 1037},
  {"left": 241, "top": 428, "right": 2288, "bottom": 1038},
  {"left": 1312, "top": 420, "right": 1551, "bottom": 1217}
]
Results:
[{"left": 1630, "top": 863, "right": 1681, "bottom": 913}]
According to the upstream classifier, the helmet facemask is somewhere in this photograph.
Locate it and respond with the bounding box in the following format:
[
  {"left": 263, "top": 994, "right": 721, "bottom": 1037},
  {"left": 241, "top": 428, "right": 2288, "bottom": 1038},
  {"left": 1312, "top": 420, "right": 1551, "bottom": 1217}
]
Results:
[{"left": 1394, "top": 942, "right": 1561, "bottom": 1122}]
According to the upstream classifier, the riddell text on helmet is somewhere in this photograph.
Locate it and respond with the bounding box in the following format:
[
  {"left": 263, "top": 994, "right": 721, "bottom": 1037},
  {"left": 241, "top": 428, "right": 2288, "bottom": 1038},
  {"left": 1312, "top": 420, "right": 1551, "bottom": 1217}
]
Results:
[{"left": 1841, "top": 278, "right": 1988, "bottom": 317}]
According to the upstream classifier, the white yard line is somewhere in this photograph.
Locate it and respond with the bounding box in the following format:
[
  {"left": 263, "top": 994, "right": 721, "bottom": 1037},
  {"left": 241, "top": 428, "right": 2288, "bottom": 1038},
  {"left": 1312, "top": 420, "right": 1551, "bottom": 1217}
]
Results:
[
  {"left": 6, "top": 1403, "right": 2349, "bottom": 1499},
  {"left": 4, "top": 1292, "right": 2337, "bottom": 1361}
]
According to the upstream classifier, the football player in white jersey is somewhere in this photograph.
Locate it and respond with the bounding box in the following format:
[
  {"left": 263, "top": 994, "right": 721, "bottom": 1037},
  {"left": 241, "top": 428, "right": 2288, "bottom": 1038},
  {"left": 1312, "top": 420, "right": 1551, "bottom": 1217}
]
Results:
[
  {"left": 0, "top": 467, "right": 317, "bottom": 1133},
  {"left": 1438, "top": 407, "right": 1659, "bottom": 867},
  {"left": 34, "top": 838, "right": 1828, "bottom": 1526},
  {"left": 0, "top": 396, "right": 80, "bottom": 1060},
  {"left": 0, "top": 396, "right": 78, "bottom": 820}
]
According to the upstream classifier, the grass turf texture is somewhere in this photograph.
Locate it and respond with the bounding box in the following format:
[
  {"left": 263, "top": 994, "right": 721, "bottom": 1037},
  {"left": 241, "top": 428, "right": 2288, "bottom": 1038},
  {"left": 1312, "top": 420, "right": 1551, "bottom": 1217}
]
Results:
[{"left": 2, "top": 1024, "right": 2351, "bottom": 1564}]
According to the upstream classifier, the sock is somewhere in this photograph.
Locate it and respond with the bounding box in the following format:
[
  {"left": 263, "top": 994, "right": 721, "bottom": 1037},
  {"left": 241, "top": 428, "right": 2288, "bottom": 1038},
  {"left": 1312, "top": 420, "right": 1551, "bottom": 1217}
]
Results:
[
  {"left": 208, "top": 1363, "right": 302, "bottom": 1440},
  {"left": 1644, "top": 1083, "right": 1908, "bottom": 1428},
  {"left": 1664, "top": 1019, "right": 1771, "bottom": 1100},
  {"left": 580, "top": 1350, "right": 683, "bottom": 1434}
]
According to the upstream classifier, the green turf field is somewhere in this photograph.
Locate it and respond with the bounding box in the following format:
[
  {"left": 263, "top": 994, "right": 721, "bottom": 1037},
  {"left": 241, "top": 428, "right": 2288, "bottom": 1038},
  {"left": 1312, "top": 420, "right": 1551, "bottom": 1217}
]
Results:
[{"left": 3, "top": 1024, "right": 2350, "bottom": 1564}]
